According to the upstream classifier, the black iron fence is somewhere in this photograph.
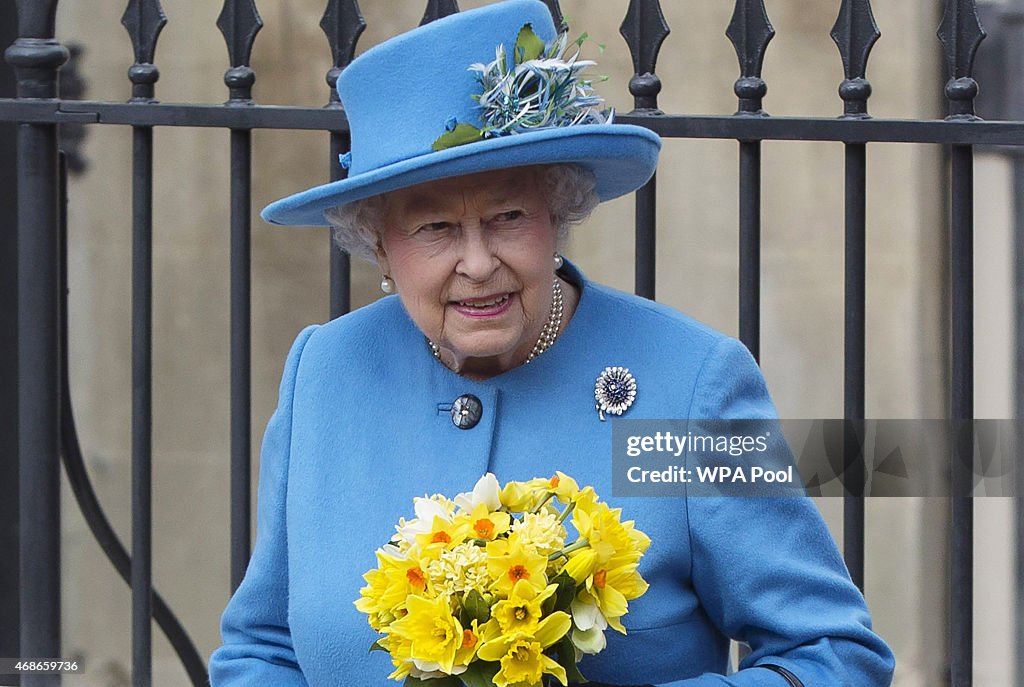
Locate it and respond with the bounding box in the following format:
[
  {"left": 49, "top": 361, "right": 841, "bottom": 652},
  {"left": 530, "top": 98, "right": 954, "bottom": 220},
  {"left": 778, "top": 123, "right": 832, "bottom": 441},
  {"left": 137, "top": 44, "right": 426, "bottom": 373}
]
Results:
[{"left": 1, "top": 0, "right": 1022, "bottom": 685}]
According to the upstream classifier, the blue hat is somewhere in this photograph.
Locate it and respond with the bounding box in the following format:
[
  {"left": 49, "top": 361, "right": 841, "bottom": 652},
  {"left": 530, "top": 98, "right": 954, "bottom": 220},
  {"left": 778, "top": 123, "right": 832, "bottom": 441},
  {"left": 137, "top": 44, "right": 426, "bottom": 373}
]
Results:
[{"left": 261, "top": 0, "right": 661, "bottom": 227}]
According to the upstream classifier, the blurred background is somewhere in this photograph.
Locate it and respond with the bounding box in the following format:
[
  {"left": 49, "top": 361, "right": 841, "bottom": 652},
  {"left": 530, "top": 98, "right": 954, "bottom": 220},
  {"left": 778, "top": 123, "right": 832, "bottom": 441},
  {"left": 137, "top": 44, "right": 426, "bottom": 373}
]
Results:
[{"left": 1, "top": 0, "right": 1020, "bottom": 684}]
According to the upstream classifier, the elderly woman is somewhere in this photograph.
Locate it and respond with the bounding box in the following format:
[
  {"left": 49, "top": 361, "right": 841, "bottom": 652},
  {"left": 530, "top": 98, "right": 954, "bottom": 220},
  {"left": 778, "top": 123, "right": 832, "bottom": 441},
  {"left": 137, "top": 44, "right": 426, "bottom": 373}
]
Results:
[{"left": 209, "top": 1, "right": 894, "bottom": 686}]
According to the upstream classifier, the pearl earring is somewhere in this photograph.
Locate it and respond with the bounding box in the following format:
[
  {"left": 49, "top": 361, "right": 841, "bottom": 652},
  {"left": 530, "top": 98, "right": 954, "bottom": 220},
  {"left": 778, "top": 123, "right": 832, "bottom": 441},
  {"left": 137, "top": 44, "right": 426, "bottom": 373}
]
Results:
[
  {"left": 553, "top": 253, "right": 564, "bottom": 270},
  {"left": 380, "top": 276, "right": 395, "bottom": 294}
]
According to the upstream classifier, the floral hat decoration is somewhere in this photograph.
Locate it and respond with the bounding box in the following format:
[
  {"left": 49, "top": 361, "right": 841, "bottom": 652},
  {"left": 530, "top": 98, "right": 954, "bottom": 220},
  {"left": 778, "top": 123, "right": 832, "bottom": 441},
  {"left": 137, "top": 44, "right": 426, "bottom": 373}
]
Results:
[{"left": 261, "top": 0, "right": 661, "bottom": 227}]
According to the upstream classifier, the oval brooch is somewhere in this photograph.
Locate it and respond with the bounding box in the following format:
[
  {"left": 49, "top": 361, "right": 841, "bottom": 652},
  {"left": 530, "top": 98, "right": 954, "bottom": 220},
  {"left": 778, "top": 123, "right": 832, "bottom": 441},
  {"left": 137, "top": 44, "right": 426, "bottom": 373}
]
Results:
[{"left": 594, "top": 366, "right": 637, "bottom": 421}]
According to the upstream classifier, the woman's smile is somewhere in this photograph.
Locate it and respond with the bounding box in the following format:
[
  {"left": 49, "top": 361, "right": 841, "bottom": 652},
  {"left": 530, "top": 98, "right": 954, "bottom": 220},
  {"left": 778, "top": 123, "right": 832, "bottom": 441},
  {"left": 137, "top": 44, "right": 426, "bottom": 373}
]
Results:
[{"left": 449, "top": 292, "right": 515, "bottom": 318}]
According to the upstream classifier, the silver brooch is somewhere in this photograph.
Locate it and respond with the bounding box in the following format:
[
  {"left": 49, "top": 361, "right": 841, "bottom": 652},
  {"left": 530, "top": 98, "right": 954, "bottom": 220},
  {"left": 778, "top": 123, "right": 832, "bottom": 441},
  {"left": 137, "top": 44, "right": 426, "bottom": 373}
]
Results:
[{"left": 594, "top": 366, "right": 637, "bottom": 421}]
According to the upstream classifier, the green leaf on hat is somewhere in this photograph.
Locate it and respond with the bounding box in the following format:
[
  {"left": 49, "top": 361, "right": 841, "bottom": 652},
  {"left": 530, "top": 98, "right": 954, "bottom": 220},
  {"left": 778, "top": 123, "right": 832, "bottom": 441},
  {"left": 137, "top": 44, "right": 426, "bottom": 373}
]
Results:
[
  {"left": 431, "top": 123, "right": 485, "bottom": 151},
  {"left": 514, "top": 23, "right": 545, "bottom": 64}
]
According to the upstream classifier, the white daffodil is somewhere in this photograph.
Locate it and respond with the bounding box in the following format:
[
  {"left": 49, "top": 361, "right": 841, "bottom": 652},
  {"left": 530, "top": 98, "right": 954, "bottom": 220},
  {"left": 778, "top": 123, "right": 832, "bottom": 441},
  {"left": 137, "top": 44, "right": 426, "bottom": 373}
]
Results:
[
  {"left": 396, "top": 495, "right": 454, "bottom": 544},
  {"left": 453, "top": 472, "right": 502, "bottom": 513},
  {"left": 570, "top": 596, "right": 608, "bottom": 632}
]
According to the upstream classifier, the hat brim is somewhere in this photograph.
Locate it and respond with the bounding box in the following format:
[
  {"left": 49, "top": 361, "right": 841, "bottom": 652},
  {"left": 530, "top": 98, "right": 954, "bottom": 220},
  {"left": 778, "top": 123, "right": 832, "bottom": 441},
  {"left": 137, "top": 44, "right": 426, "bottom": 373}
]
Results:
[{"left": 260, "top": 124, "right": 661, "bottom": 227}]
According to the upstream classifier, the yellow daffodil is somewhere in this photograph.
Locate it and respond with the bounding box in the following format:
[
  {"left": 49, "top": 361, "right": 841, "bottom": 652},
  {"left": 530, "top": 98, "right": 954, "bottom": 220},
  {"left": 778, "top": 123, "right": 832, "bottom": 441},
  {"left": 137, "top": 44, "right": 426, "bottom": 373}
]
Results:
[
  {"left": 458, "top": 502, "right": 512, "bottom": 542},
  {"left": 355, "top": 549, "right": 430, "bottom": 628},
  {"left": 492, "top": 579, "right": 559, "bottom": 635},
  {"left": 499, "top": 480, "right": 538, "bottom": 512},
  {"left": 572, "top": 502, "right": 647, "bottom": 566},
  {"left": 379, "top": 632, "right": 415, "bottom": 680},
  {"left": 454, "top": 618, "right": 482, "bottom": 667},
  {"left": 415, "top": 515, "right": 470, "bottom": 561},
  {"left": 387, "top": 594, "right": 464, "bottom": 674},
  {"left": 396, "top": 494, "right": 457, "bottom": 546},
  {"left": 487, "top": 538, "right": 548, "bottom": 595},
  {"left": 561, "top": 548, "right": 599, "bottom": 585},
  {"left": 477, "top": 612, "right": 572, "bottom": 687},
  {"left": 581, "top": 557, "right": 649, "bottom": 634},
  {"left": 550, "top": 471, "right": 580, "bottom": 503}
]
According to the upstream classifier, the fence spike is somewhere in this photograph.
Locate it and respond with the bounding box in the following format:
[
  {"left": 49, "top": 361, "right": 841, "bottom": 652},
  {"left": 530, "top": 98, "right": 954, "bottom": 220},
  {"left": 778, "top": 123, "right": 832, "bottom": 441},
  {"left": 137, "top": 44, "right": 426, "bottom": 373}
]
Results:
[
  {"left": 937, "top": 0, "right": 986, "bottom": 118},
  {"left": 726, "top": 0, "right": 775, "bottom": 115},
  {"left": 831, "top": 0, "right": 880, "bottom": 117},
  {"left": 831, "top": 0, "right": 879, "bottom": 80},
  {"left": 321, "top": 0, "right": 365, "bottom": 104},
  {"left": 122, "top": 0, "right": 167, "bottom": 102},
  {"left": 620, "top": 0, "right": 670, "bottom": 113},
  {"left": 420, "top": 0, "right": 459, "bottom": 26},
  {"left": 122, "top": 0, "right": 166, "bottom": 67},
  {"left": 217, "top": 0, "right": 263, "bottom": 101}
]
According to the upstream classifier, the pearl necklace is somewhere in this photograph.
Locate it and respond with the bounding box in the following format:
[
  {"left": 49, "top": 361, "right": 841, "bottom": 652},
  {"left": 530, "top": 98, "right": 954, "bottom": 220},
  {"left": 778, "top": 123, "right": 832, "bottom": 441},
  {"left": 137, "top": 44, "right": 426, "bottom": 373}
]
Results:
[{"left": 428, "top": 278, "right": 564, "bottom": 368}]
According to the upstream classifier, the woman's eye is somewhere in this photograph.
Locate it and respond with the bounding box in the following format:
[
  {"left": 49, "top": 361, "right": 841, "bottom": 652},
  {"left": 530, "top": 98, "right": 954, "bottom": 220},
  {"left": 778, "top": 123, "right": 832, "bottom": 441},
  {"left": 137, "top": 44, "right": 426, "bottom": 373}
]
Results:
[
  {"left": 417, "top": 221, "right": 451, "bottom": 233},
  {"left": 494, "top": 210, "right": 523, "bottom": 222}
]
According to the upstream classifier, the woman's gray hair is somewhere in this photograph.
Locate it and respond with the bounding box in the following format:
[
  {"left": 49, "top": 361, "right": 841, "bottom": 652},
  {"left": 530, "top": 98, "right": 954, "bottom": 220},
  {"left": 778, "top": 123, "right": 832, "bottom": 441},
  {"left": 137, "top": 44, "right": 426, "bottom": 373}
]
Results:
[{"left": 324, "top": 163, "right": 599, "bottom": 262}]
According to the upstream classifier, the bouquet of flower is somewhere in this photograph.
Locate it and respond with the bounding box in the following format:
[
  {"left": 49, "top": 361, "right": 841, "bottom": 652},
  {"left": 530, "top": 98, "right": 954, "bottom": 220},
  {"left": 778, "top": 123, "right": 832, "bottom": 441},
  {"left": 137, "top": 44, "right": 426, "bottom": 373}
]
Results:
[{"left": 355, "top": 472, "right": 650, "bottom": 687}]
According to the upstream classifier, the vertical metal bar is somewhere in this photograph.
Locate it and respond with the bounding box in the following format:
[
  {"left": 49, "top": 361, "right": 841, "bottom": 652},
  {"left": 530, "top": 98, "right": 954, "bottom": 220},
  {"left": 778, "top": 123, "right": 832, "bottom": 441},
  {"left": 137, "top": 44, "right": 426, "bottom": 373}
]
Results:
[
  {"left": 620, "top": 0, "right": 668, "bottom": 300},
  {"left": 320, "top": 0, "right": 363, "bottom": 318},
  {"left": 1015, "top": 154, "right": 1024, "bottom": 687},
  {"left": 14, "top": 80, "right": 64, "bottom": 687},
  {"left": 843, "top": 142, "right": 867, "bottom": 591},
  {"left": 831, "top": 0, "right": 879, "bottom": 594},
  {"left": 217, "top": 0, "right": 262, "bottom": 591},
  {"left": 329, "top": 131, "right": 351, "bottom": 318},
  {"left": 229, "top": 128, "right": 252, "bottom": 590},
  {"left": 121, "top": 4, "right": 165, "bottom": 682},
  {"left": 727, "top": 0, "right": 774, "bottom": 356},
  {"left": 950, "top": 143, "right": 974, "bottom": 687},
  {"left": 738, "top": 141, "right": 760, "bottom": 360},
  {"left": 0, "top": 0, "right": 21, "bottom": 664},
  {"left": 5, "top": 1, "right": 67, "bottom": 681},
  {"left": 937, "top": 2, "right": 984, "bottom": 683},
  {"left": 634, "top": 178, "right": 656, "bottom": 300},
  {"left": 130, "top": 123, "right": 154, "bottom": 687}
]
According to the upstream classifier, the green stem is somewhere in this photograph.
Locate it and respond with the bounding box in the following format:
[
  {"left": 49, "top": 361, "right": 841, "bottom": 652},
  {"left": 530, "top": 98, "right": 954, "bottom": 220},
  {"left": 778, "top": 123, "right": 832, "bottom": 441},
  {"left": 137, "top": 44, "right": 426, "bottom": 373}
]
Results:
[
  {"left": 530, "top": 492, "right": 555, "bottom": 514},
  {"left": 556, "top": 501, "right": 576, "bottom": 525},
  {"left": 549, "top": 537, "right": 589, "bottom": 560}
]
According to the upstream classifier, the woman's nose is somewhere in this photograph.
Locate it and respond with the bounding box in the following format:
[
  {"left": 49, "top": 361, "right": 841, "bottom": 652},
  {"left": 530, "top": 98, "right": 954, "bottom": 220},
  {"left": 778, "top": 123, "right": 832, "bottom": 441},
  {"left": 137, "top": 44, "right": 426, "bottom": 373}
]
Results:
[{"left": 455, "top": 223, "right": 499, "bottom": 281}]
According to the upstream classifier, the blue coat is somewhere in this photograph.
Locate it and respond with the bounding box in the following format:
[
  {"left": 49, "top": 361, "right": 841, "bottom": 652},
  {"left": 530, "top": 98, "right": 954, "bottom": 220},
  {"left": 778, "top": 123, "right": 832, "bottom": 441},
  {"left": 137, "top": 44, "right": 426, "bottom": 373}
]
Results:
[{"left": 209, "top": 264, "right": 894, "bottom": 686}]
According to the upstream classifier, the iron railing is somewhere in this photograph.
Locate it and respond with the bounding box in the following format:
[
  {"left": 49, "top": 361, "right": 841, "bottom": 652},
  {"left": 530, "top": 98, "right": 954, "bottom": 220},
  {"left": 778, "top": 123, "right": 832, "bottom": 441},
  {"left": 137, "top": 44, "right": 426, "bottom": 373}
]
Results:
[{"left": 2, "top": 0, "right": 1022, "bottom": 685}]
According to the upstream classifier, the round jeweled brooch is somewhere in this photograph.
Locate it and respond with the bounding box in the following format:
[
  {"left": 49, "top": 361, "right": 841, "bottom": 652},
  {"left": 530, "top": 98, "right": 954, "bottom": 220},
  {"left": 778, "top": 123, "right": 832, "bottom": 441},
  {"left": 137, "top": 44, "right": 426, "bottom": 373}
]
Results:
[{"left": 594, "top": 366, "right": 637, "bottom": 421}]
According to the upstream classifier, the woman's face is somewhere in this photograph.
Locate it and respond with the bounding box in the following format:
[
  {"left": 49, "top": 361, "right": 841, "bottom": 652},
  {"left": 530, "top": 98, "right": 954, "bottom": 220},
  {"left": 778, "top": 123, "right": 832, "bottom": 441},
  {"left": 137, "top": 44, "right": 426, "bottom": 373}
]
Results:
[{"left": 376, "top": 166, "right": 558, "bottom": 378}]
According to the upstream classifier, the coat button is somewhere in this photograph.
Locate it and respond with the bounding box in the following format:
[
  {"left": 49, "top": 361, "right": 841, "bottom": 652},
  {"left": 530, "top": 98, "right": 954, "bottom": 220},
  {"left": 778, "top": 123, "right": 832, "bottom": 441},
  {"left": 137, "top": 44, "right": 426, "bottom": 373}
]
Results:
[{"left": 451, "top": 394, "right": 483, "bottom": 429}]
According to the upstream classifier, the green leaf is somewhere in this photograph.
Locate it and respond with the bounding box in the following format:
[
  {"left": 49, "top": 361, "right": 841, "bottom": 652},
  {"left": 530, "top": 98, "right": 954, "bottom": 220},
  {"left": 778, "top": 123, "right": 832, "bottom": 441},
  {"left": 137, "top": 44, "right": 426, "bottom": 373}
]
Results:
[
  {"left": 574, "top": 32, "right": 589, "bottom": 48},
  {"left": 459, "top": 661, "right": 500, "bottom": 687},
  {"left": 431, "top": 124, "right": 485, "bottom": 151},
  {"left": 545, "top": 572, "right": 578, "bottom": 615},
  {"left": 555, "top": 636, "right": 588, "bottom": 684},
  {"left": 514, "top": 23, "right": 545, "bottom": 64},
  {"left": 463, "top": 589, "right": 492, "bottom": 624},
  {"left": 368, "top": 639, "right": 387, "bottom": 653},
  {"left": 403, "top": 676, "right": 462, "bottom": 687}
]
